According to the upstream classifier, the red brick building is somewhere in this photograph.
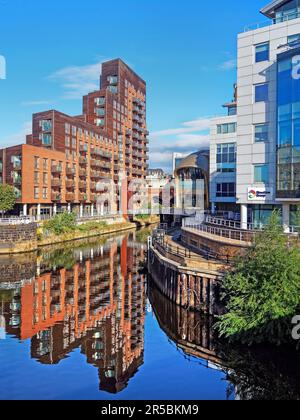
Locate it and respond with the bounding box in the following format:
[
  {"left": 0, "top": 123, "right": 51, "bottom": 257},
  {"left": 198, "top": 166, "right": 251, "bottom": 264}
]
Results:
[{"left": 0, "top": 59, "right": 149, "bottom": 218}]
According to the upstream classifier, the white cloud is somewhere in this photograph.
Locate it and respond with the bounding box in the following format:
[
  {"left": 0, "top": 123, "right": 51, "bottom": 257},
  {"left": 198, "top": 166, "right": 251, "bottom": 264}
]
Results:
[
  {"left": 151, "top": 117, "right": 211, "bottom": 137},
  {"left": 47, "top": 59, "right": 108, "bottom": 100},
  {"left": 219, "top": 59, "right": 237, "bottom": 71},
  {"left": 21, "top": 100, "right": 53, "bottom": 107},
  {"left": 149, "top": 117, "right": 211, "bottom": 172},
  {"left": 0, "top": 121, "right": 32, "bottom": 148}
]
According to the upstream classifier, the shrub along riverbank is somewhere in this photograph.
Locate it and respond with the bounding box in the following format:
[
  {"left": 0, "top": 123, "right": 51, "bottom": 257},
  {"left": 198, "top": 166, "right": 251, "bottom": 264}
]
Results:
[
  {"left": 216, "top": 211, "right": 300, "bottom": 347},
  {"left": 37, "top": 212, "right": 160, "bottom": 247},
  {"left": 38, "top": 212, "right": 135, "bottom": 246}
]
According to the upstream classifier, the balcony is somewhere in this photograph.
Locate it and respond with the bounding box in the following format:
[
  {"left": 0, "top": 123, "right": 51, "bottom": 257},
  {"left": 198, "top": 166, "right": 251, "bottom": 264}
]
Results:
[
  {"left": 91, "top": 148, "right": 101, "bottom": 157},
  {"left": 91, "top": 159, "right": 100, "bottom": 168},
  {"left": 79, "top": 169, "right": 87, "bottom": 178},
  {"left": 79, "top": 193, "right": 88, "bottom": 202},
  {"left": 51, "top": 193, "right": 61, "bottom": 202},
  {"left": 66, "top": 193, "right": 75, "bottom": 202},
  {"left": 13, "top": 176, "right": 22, "bottom": 185},
  {"left": 66, "top": 179, "right": 75, "bottom": 189},
  {"left": 79, "top": 157, "right": 88, "bottom": 166},
  {"left": 51, "top": 178, "right": 62, "bottom": 188},
  {"left": 13, "top": 163, "right": 22, "bottom": 171},
  {"left": 100, "top": 162, "right": 111, "bottom": 170},
  {"left": 51, "top": 165, "right": 62, "bottom": 174},
  {"left": 66, "top": 167, "right": 75, "bottom": 177},
  {"left": 79, "top": 181, "right": 87, "bottom": 190},
  {"left": 91, "top": 171, "right": 100, "bottom": 179},
  {"left": 80, "top": 144, "right": 88, "bottom": 153}
]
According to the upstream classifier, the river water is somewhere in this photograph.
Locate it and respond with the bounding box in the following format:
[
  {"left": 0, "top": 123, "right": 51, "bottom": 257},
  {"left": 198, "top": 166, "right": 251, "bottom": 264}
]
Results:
[{"left": 0, "top": 227, "right": 300, "bottom": 400}]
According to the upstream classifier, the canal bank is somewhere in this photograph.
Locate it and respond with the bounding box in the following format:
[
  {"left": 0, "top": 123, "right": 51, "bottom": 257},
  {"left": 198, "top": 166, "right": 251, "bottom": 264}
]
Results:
[
  {"left": 148, "top": 232, "right": 226, "bottom": 315},
  {"left": 0, "top": 215, "right": 160, "bottom": 254}
]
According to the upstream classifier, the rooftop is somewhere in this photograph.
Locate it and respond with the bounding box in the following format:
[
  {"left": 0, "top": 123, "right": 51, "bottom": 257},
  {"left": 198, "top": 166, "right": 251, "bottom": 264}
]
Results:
[{"left": 244, "top": 0, "right": 300, "bottom": 32}]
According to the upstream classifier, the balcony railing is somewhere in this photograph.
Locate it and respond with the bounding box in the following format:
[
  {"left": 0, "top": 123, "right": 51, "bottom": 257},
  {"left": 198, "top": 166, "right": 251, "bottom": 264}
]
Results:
[
  {"left": 244, "top": 10, "right": 300, "bottom": 32},
  {"left": 51, "top": 165, "right": 62, "bottom": 174},
  {"left": 51, "top": 178, "right": 62, "bottom": 188}
]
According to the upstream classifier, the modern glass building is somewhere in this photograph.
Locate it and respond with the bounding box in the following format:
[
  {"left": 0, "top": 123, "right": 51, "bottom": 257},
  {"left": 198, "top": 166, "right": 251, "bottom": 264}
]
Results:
[{"left": 277, "top": 46, "right": 300, "bottom": 199}]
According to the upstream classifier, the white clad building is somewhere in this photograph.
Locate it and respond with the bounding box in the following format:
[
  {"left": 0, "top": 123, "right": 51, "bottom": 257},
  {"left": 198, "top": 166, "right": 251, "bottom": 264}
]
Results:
[{"left": 210, "top": 0, "right": 300, "bottom": 231}]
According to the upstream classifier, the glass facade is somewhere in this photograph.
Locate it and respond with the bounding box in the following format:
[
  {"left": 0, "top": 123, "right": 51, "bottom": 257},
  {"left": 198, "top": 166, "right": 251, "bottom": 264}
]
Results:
[
  {"left": 254, "top": 123, "right": 269, "bottom": 142},
  {"left": 216, "top": 143, "right": 236, "bottom": 173},
  {"left": 274, "top": 0, "right": 300, "bottom": 23},
  {"left": 254, "top": 164, "right": 269, "bottom": 184},
  {"left": 277, "top": 48, "right": 300, "bottom": 198}
]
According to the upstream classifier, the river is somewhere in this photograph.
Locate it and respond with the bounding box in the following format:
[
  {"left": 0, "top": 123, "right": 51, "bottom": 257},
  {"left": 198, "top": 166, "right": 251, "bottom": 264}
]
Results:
[{"left": 0, "top": 227, "right": 300, "bottom": 400}]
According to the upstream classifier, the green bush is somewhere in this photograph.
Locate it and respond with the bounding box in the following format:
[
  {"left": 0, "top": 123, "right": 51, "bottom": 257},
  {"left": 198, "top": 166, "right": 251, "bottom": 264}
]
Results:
[
  {"left": 77, "top": 221, "right": 108, "bottom": 232},
  {"left": 216, "top": 211, "right": 300, "bottom": 346},
  {"left": 44, "top": 212, "right": 76, "bottom": 235}
]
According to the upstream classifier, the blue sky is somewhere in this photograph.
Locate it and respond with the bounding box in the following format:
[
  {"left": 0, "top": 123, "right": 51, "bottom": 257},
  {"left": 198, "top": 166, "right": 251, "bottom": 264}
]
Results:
[{"left": 0, "top": 0, "right": 268, "bottom": 172}]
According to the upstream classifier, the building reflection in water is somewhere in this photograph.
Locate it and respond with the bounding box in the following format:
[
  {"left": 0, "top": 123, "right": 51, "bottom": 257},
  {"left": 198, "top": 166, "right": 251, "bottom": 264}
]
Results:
[
  {"left": 1, "top": 233, "right": 147, "bottom": 394},
  {"left": 148, "top": 280, "right": 300, "bottom": 401},
  {"left": 3, "top": 233, "right": 300, "bottom": 400}
]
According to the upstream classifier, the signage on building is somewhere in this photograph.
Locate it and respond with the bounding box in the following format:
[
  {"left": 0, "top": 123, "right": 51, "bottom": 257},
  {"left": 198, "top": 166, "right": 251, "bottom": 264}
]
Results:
[{"left": 247, "top": 187, "right": 273, "bottom": 202}]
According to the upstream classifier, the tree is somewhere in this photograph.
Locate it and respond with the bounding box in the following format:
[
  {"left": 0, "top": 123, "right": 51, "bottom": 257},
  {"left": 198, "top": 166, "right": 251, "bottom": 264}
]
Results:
[
  {"left": 217, "top": 211, "right": 300, "bottom": 346},
  {"left": 0, "top": 184, "right": 16, "bottom": 216}
]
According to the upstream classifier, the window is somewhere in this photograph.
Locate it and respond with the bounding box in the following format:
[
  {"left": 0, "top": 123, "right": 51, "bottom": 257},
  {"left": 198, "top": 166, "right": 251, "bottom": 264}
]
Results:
[
  {"left": 288, "top": 33, "right": 300, "bottom": 46},
  {"left": 72, "top": 138, "right": 76, "bottom": 148},
  {"left": 216, "top": 183, "right": 236, "bottom": 198},
  {"left": 95, "top": 97, "right": 105, "bottom": 106},
  {"left": 42, "top": 134, "right": 52, "bottom": 145},
  {"left": 42, "top": 188, "right": 48, "bottom": 199},
  {"left": 95, "top": 118, "right": 105, "bottom": 127},
  {"left": 40, "top": 119, "right": 52, "bottom": 131},
  {"left": 65, "top": 123, "right": 71, "bottom": 134},
  {"left": 34, "top": 157, "right": 40, "bottom": 170},
  {"left": 11, "top": 155, "right": 21, "bottom": 169},
  {"left": 34, "top": 187, "right": 39, "bottom": 199},
  {"left": 34, "top": 172, "right": 39, "bottom": 184},
  {"left": 254, "top": 164, "right": 269, "bottom": 184},
  {"left": 255, "top": 42, "right": 269, "bottom": 63},
  {"left": 65, "top": 136, "right": 70, "bottom": 147},
  {"left": 217, "top": 123, "right": 237, "bottom": 135},
  {"left": 95, "top": 108, "right": 105, "bottom": 117},
  {"left": 217, "top": 143, "right": 236, "bottom": 173},
  {"left": 72, "top": 126, "right": 77, "bottom": 136},
  {"left": 43, "top": 158, "right": 48, "bottom": 170},
  {"left": 43, "top": 173, "right": 48, "bottom": 185},
  {"left": 228, "top": 106, "right": 237, "bottom": 116},
  {"left": 255, "top": 83, "right": 269, "bottom": 102},
  {"left": 254, "top": 123, "right": 269, "bottom": 142},
  {"left": 108, "top": 86, "right": 118, "bottom": 94}
]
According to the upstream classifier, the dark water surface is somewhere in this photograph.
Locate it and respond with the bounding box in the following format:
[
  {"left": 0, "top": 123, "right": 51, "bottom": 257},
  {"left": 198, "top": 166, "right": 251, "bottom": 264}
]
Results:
[{"left": 0, "top": 228, "right": 300, "bottom": 400}]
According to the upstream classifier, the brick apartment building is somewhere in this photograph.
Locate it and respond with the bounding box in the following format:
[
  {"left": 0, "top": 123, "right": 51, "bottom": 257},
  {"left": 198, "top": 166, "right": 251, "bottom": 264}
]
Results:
[{"left": 0, "top": 59, "right": 149, "bottom": 218}]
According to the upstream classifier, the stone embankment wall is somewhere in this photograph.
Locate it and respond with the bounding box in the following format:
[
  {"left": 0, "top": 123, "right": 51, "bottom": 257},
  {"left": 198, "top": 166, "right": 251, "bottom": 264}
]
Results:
[{"left": 0, "top": 223, "right": 38, "bottom": 254}]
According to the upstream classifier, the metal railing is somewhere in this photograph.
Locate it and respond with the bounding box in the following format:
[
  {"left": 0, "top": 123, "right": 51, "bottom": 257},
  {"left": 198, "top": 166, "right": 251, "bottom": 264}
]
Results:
[
  {"left": 152, "top": 236, "right": 231, "bottom": 264},
  {"left": 0, "top": 216, "right": 35, "bottom": 225},
  {"left": 205, "top": 216, "right": 300, "bottom": 235},
  {"left": 183, "top": 223, "right": 254, "bottom": 243},
  {"left": 244, "top": 10, "right": 300, "bottom": 32}
]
